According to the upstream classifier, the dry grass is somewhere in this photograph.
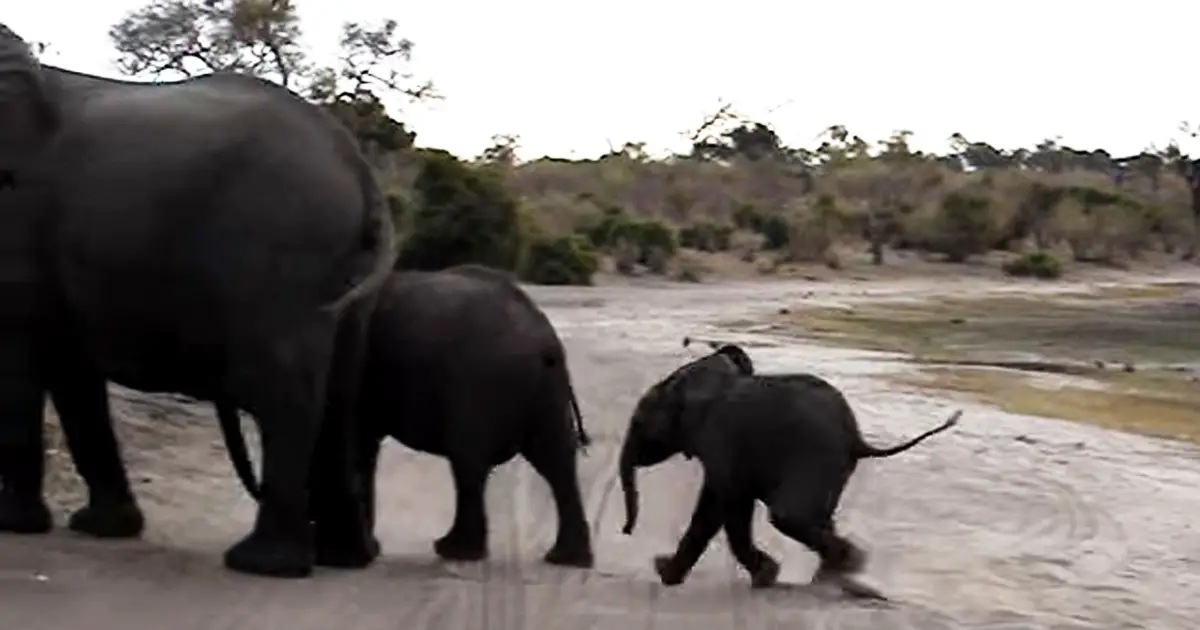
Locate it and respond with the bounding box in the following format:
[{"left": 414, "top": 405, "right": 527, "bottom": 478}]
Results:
[{"left": 889, "top": 366, "right": 1200, "bottom": 443}]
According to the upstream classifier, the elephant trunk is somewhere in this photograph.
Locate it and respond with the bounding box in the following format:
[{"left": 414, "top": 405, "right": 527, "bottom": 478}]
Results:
[{"left": 619, "top": 434, "right": 640, "bottom": 535}]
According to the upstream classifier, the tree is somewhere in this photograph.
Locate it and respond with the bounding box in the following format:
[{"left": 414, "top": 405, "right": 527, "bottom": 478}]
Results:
[
  {"left": 110, "top": 0, "right": 307, "bottom": 87},
  {"left": 110, "top": 1, "right": 433, "bottom": 153},
  {"left": 305, "top": 18, "right": 436, "bottom": 103},
  {"left": 479, "top": 134, "right": 520, "bottom": 167}
]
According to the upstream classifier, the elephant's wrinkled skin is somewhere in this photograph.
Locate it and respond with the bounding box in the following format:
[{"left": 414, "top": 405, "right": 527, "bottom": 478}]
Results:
[
  {"left": 357, "top": 265, "right": 594, "bottom": 567},
  {"left": 0, "top": 25, "right": 396, "bottom": 578},
  {"left": 618, "top": 340, "right": 961, "bottom": 596}
]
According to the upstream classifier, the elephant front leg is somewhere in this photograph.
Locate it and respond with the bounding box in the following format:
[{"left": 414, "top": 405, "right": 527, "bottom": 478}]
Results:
[
  {"left": 0, "top": 379, "right": 51, "bottom": 534},
  {"left": 723, "top": 495, "right": 779, "bottom": 588},
  {"left": 48, "top": 357, "right": 145, "bottom": 539},
  {"left": 654, "top": 483, "right": 724, "bottom": 587},
  {"left": 0, "top": 324, "right": 52, "bottom": 535},
  {"left": 435, "top": 458, "right": 489, "bottom": 562}
]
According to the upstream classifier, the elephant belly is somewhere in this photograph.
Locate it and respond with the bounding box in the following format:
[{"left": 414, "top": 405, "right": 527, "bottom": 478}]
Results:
[
  {"left": 56, "top": 255, "right": 230, "bottom": 398},
  {"left": 387, "top": 421, "right": 447, "bottom": 457}
]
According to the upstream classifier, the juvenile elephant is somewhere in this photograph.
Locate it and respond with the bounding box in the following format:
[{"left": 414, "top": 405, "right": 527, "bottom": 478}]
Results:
[
  {"left": 226, "top": 264, "right": 595, "bottom": 567},
  {"left": 618, "top": 340, "right": 960, "bottom": 595},
  {"left": 0, "top": 25, "right": 394, "bottom": 578}
]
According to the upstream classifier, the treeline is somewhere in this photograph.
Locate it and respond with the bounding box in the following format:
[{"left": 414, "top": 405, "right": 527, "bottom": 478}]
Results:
[
  {"left": 88, "top": 0, "right": 1200, "bottom": 285},
  {"left": 380, "top": 123, "right": 1199, "bottom": 284}
]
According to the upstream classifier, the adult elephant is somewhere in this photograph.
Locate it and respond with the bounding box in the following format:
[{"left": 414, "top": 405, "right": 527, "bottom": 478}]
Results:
[
  {"left": 229, "top": 264, "right": 596, "bottom": 567},
  {"left": 0, "top": 24, "right": 396, "bottom": 578}
]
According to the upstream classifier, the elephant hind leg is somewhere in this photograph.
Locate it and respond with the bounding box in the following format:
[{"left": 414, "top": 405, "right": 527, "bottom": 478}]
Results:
[
  {"left": 221, "top": 322, "right": 337, "bottom": 579},
  {"left": 310, "top": 300, "right": 380, "bottom": 569},
  {"left": 434, "top": 457, "right": 490, "bottom": 562},
  {"left": 520, "top": 418, "right": 593, "bottom": 568},
  {"left": 766, "top": 468, "right": 866, "bottom": 580}
]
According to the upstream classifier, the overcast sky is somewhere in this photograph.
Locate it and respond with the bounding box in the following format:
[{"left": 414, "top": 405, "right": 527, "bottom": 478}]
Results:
[{"left": 7, "top": 1, "right": 1198, "bottom": 160}]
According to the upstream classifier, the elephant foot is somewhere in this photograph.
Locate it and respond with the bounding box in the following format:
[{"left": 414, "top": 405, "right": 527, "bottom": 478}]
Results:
[
  {"left": 653, "top": 554, "right": 686, "bottom": 587},
  {"left": 315, "top": 530, "right": 381, "bottom": 569},
  {"left": 67, "top": 500, "right": 144, "bottom": 539},
  {"left": 434, "top": 532, "right": 488, "bottom": 562},
  {"left": 749, "top": 555, "right": 781, "bottom": 589},
  {"left": 543, "top": 540, "right": 594, "bottom": 569},
  {"left": 223, "top": 523, "right": 314, "bottom": 579},
  {"left": 0, "top": 491, "right": 52, "bottom": 534}
]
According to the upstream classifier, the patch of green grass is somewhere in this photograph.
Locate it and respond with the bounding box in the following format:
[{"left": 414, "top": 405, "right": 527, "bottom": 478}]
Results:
[
  {"left": 768, "top": 291, "right": 1200, "bottom": 367},
  {"left": 888, "top": 366, "right": 1200, "bottom": 443}
]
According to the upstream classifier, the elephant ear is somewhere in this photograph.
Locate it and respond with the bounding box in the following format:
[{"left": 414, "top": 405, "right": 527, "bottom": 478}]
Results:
[
  {"left": 669, "top": 353, "right": 745, "bottom": 458},
  {"left": 714, "top": 344, "right": 754, "bottom": 375},
  {"left": 0, "top": 24, "right": 59, "bottom": 186}
]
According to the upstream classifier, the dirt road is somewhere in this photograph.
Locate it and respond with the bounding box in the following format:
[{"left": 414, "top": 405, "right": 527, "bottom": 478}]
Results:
[{"left": 3, "top": 276, "right": 1198, "bottom": 629}]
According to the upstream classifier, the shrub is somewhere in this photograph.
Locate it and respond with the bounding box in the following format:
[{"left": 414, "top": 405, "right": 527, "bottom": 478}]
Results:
[
  {"left": 520, "top": 234, "right": 600, "bottom": 285},
  {"left": 1002, "top": 250, "right": 1063, "bottom": 279},
  {"left": 678, "top": 221, "right": 734, "bottom": 252},
  {"left": 397, "top": 149, "right": 525, "bottom": 271},
  {"left": 733, "top": 202, "right": 766, "bottom": 231},
  {"left": 578, "top": 208, "right": 678, "bottom": 275},
  {"left": 786, "top": 194, "right": 843, "bottom": 262},
  {"left": 924, "top": 189, "right": 997, "bottom": 262},
  {"left": 671, "top": 250, "right": 710, "bottom": 282},
  {"left": 757, "top": 214, "right": 791, "bottom": 250},
  {"left": 580, "top": 205, "right": 633, "bottom": 250},
  {"left": 627, "top": 218, "right": 678, "bottom": 266}
]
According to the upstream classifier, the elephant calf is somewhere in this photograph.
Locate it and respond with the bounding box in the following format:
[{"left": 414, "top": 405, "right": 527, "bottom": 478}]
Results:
[
  {"left": 354, "top": 264, "right": 594, "bottom": 567},
  {"left": 618, "top": 340, "right": 961, "bottom": 595}
]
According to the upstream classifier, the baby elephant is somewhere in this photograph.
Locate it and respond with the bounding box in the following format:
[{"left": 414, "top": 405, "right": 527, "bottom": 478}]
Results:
[
  {"left": 618, "top": 341, "right": 960, "bottom": 595},
  {"left": 356, "top": 264, "right": 594, "bottom": 568},
  {"left": 224, "top": 264, "right": 594, "bottom": 568}
]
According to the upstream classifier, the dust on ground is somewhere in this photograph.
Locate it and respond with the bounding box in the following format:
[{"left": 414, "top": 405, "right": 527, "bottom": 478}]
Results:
[{"left": 3, "top": 271, "right": 1199, "bottom": 630}]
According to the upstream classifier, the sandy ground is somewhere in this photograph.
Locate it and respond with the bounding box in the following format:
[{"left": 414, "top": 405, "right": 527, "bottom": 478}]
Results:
[{"left": 2, "top": 273, "right": 1199, "bottom": 630}]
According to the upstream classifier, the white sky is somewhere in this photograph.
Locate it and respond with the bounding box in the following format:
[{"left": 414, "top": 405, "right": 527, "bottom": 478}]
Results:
[{"left": 7, "top": 1, "right": 1199, "bottom": 161}]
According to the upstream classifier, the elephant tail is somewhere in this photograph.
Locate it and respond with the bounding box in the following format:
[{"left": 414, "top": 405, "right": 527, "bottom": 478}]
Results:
[
  {"left": 215, "top": 401, "right": 262, "bottom": 499},
  {"left": 549, "top": 349, "right": 590, "bottom": 452},
  {"left": 319, "top": 146, "right": 399, "bottom": 315},
  {"left": 854, "top": 409, "right": 962, "bottom": 459},
  {"left": 568, "top": 378, "right": 591, "bottom": 452}
]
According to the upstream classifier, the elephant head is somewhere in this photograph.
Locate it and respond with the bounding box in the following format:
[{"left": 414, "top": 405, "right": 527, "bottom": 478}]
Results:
[
  {"left": 619, "top": 342, "right": 754, "bottom": 534},
  {"left": 0, "top": 23, "right": 59, "bottom": 188}
]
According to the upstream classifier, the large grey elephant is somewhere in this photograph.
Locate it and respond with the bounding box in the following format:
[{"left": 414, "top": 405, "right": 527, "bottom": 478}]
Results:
[
  {"left": 618, "top": 340, "right": 960, "bottom": 596},
  {"left": 227, "top": 264, "right": 595, "bottom": 567},
  {"left": 0, "top": 24, "right": 395, "bottom": 578}
]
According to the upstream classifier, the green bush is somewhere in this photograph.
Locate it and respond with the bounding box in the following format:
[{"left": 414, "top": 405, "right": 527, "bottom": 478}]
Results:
[
  {"left": 577, "top": 208, "right": 678, "bottom": 275},
  {"left": 926, "top": 190, "right": 997, "bottom": 262},
  {"left": 1002, "top": 250, "right": 1063, "bottom": 279},
  {"left": 627, "top": 218, "right": 677, "bottom": 261},
  {"left": 396, "top": 149, "right": 525, "bottom": 272},
  {"left": 758, "top": 214, "right": 791, "bottom": 250},
  {"left": 731, "top": 202, "right": 789, "bottom": 250},
  {"left": 520, "top": 234, "right": 600, "bottom": 285},
  {"left": 733, "top": 202, "right": 766, "bottom": 231},
  {"left": 679, "top": 221, "right": 734, "bottom": 251},
  {"left": 579, "top": 205, "right": 630, "bottom": 250}
]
